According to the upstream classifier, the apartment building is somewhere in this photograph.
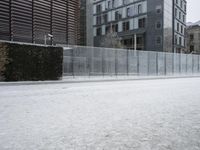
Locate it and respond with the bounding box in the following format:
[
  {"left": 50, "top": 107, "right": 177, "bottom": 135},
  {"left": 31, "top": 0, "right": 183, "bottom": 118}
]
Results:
[
  {"left": 187, "top": 25, "right": 200, "bottom": 54},
  {"left": 92, "top": 0, "right": 187, "bottom": 52}
]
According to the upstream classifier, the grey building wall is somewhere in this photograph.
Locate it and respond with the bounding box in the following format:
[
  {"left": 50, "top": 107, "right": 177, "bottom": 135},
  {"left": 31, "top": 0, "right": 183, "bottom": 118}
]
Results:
[
  {"left": 86, "top": 0, "right": 94, "bottom": 46},
  {"left": 146, "top": 0, "right": 164, "bottom": 52},
  {"left": 80, "top": 0, "right": 87, "bottom": 46}
]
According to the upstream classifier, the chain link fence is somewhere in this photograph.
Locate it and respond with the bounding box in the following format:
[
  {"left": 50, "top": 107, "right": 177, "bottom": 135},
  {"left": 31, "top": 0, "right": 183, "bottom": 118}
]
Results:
[{"left": 63, "top": 46, "right": 200, "bottom": 77}]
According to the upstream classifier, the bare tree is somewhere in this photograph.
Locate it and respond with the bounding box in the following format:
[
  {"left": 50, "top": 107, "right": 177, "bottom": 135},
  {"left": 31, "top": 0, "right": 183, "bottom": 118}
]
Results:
[{"left": 100, "top": 31, "right": 123, "bottom": 48}]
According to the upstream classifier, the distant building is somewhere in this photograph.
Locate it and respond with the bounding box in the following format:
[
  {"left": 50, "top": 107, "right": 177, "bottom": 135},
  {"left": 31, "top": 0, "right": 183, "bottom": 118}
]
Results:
[
  {"left": 0, "top": 0, "right": 80, "bottom": 45},
  {"left": 186, "top": 25, "right": 200, "bottom": 54},
  {"left": 92, "top": 0, "right": 187, "bottom": 52}
]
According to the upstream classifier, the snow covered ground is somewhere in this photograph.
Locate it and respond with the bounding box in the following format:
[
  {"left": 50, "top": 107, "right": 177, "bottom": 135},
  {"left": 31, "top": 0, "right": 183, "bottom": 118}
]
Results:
[{"left": 0, "top": 78, "right": 200, "bottom": 150}]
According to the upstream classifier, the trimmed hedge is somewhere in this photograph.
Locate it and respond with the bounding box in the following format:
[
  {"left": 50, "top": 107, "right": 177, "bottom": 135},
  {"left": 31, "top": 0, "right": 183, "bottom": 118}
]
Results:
[{"left": 0, "top": 42, "right": 63, "bottom": 81}]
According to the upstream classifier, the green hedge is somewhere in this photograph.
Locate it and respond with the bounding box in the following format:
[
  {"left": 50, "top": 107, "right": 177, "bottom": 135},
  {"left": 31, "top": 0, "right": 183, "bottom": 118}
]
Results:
[{"left": 0, "top": 42, "right": 63, "bottom": 81}]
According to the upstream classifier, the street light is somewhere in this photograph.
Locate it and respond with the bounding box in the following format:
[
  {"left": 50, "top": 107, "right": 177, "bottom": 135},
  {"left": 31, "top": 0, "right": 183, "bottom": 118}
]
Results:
[{"left": 44, "top": 34, "right": 53, "bottom": 45}]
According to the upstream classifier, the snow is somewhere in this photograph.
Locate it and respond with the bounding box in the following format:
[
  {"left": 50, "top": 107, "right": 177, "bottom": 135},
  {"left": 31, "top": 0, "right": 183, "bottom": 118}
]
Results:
[{"left": 0, "top": 78, "right": 200, "bottom": 150}]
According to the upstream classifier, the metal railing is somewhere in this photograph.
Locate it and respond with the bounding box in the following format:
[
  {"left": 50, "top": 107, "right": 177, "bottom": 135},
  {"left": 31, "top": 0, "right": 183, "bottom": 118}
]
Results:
[{"left": 63, "top": 45, "right": 200, "bottom": 77}]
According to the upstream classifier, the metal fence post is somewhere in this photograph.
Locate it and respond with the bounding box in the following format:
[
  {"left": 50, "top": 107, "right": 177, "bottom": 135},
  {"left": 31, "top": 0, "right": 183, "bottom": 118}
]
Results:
[
  {"left": 88, "top": 48, "right": 92, "bottom": 77},
  {"left": 198, "top": 55, "right": 200, "bottom": 73},
  {"left": 179, "top": 53, "right": 181, "bottom": 74},
  {"left": 172, "top": 53, "right": 175, "bottom": 75},
  {"left": 147, "top": 52, "right": 150, "bottom": 76},
  {"left": 137, "top": 51, "right": 139, "bottom": 76},
  {"left": 115, "top": 49, "right": 118, "bottom": 76},
  {"left": 164, "top": 52, "right": 167, "bottom": 76},
  {"left": 127, "top": 49, "right": 129, "bottom": 76},
  {"left": 101, "top": 48, "right": 104, "bottom": 77},
  {"left": 186, "top": 54, "right": 188, "bottom": 74},
  {"left": 156, "top": 52, "right": 158, "bottom": 76},
  {"left": 192, "top": 54, "right": 194, "bottom": 74},
  {"left": 71, "top": 48, "right": 75, "bottom": 78}
]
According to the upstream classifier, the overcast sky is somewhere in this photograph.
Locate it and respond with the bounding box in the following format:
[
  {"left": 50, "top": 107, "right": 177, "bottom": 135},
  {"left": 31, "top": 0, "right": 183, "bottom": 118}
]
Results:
[{"left": 187, "top": 0, "right": 200, "bottom": 22}]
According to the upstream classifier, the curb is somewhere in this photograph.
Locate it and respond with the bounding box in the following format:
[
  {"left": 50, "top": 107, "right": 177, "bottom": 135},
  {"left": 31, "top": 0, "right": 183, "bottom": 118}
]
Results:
[{"left": 0, "top": 75, "right": 200, "bottom": 86}]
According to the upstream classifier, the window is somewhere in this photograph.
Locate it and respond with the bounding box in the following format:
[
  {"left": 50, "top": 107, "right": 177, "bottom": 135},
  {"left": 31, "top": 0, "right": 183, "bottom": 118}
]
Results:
[
  {"left": 179, "top": 12, "right": 181, "bottom": 20},
  {"left": 179, "top": 37, "right": 182, "bottom": 45},
  {"left": 138, "top": 18, "right": 146, "bottom": 28},
  {"left": 123, "top": 0, "right": 130, "bottom": 5},
  {"left": 138, "top": 4, "right": 142, "bottom": 14},
  {"left": 137, "top": 37, "right": 143, "bottom": 45},
  {"left": 190, "top": 34, "right": 194, "bottom": 41},
  {"left": 112, "top": 24, "right": 118, "bottom": 32},
  {"left": 96, "top": 16, "right": 101, "bottom": 25},
  {"left": 180, "top": 0, "right": 183, "bottom": 9},
  {"left": 96, "top": 27, "right": 102, "bottom": 36},
  {"left": 156, "top": 5, "right": 162, "bottom": 14},
  {"left": 108, "top": 1, "right": 111, "bottom": 9},
  {"left": 103, "top": 14, "right": 108, "bottom": 24},
  {"left": 180, "top": 25, "right": 183, "bottom": 34},
  {"left": 127, "top": 8, "right": 130, "bottom": 17},
  {"left": 106, "top": 25, "right": 110, "bottom": 34},
  {"left": 156, "top": 8, "right": 161, "bottom": 14},
  {"left": 112, "top": 0, "right": 115, "bottom": 8},
  {"left": 156, "top": 21, "right": 161, "bottom": 29},
  {"left": 127, "top": 7, "right": 134, "bottom": 17},
  {"left": 123, "top": 21, "right": 129, "bottom": 31},
  {"left": 96, "top": 4, "right": 101, "bottom": 13},
  {"left": 175, "top": 8, "right": 177, "bottom": 17},
  {"left": 156, "top": 36, "right": 161, "bottom": 45},
  {"left": 177, "top": 22, "right": 179, "bottom": 31},
  {"left": 115, "top": 11, "right": 122, "bottom": 20},
  {"left": 175, "top": 35, "right": 178, "bottom": 44},
  {"left": 190, "top": 45, "right": 194, "bottom": 53}
]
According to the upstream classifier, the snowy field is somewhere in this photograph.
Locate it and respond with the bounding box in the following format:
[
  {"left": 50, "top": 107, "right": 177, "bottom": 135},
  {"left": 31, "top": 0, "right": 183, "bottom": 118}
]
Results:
[{"left": 0, "top": 78, "right": 200, "bottom": 150}]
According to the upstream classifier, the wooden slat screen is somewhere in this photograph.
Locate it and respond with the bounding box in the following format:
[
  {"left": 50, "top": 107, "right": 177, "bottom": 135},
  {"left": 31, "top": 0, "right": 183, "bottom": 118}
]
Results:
[{"left": 0, "top": 0, "right": 80, "bottom": 45}]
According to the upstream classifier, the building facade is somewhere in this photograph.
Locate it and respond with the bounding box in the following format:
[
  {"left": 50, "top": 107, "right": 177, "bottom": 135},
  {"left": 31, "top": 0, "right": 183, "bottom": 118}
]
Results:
[
  {"left": 86, "top": 0, "right": 95, "bottom": 46},
  {"left": 0, "top": 0, "right": 80, "bottom": 45},
  {"left": 92, "top": 0, "right": 186, "bottom": 52},
  {"left": 186, "top": 25, "right": 200, "bottom": 54}
]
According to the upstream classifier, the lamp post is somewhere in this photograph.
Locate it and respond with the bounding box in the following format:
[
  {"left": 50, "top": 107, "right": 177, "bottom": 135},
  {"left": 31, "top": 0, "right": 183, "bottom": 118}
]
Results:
[{"left": 44, "top": 34, "right": 53, "bottom": 45}]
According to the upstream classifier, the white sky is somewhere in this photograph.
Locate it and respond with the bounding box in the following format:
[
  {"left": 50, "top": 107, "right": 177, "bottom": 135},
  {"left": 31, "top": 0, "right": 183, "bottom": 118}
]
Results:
[{"left": 187, "top": 0, "right": 200, "bottom": 22}]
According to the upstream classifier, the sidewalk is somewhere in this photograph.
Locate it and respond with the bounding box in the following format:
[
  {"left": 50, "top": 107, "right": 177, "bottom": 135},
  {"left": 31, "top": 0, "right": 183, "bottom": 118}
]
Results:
[{"left": 0, "top": 74, "right": 200, "bottom": 86}]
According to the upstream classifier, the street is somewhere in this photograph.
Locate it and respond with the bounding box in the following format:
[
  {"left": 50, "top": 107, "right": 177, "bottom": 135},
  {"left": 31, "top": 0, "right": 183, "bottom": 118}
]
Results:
[{"left": 0, "top": 78, "right": 200, "bottom": 150}]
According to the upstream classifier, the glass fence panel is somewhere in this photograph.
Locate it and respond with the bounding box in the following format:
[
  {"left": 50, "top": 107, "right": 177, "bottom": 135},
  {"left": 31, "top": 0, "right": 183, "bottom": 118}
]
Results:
[
  {"left": 173, "top": 53, "right": 180, "bottom": 75},
  {"left": 128, "top": 50, "right": 138, "bottom": 75},
  {"left": 62, "top": 46, "right": 200, "bottom": 77},
  {"left": 166, "top": 53, "right": 173, "bottom": 75},
  {"left": 199, "top": 55, "right": 200, "bottom": 73},
  {"left": 138, "top": 51, "right": 148, "bottom": 75},
  {"left": 180, "top": 54, "right": 187, "bottom": 74},
  {"left": 103, "top": 48, "right": 116, "bottom": 75},
  {"left": 148, "top": 51, "right": 157, "bottom": 75},
  {"left": 187, "top": 55, "right": 193, "bottom": 74},
  {"left": 157, "top": 52, "right": 165, "bottom": 75},
  {"left": 73, "top": 47, "right": 88, "bottom": 76},
  {"left": 193, "top": 55, "right": 199, "bottom": 73},
  {"left": 91, "top": 48, "right": 103, "bottom": 75},
  {"left": 117, "top": 49, "right": 128, "bottom": 75},
  {"left": 63, "top": 48, "right": 73, "bottom": 75}
]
